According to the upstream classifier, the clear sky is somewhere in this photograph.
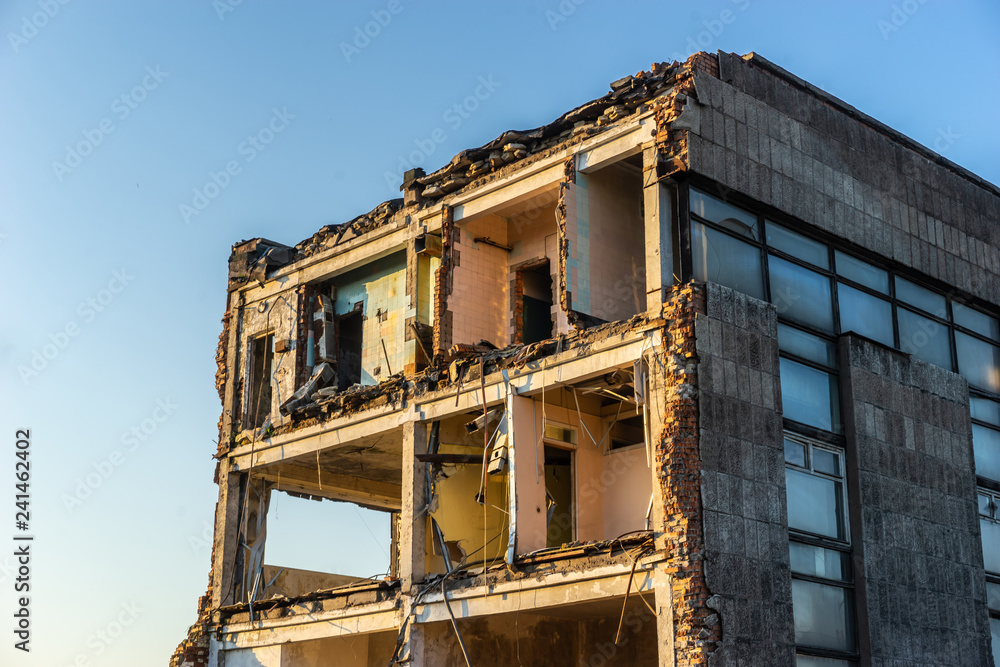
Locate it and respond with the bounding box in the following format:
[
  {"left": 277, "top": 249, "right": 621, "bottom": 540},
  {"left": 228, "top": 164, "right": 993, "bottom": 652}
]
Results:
[{"left": 1, "top": 1, "right": 998, "bottom": 664}]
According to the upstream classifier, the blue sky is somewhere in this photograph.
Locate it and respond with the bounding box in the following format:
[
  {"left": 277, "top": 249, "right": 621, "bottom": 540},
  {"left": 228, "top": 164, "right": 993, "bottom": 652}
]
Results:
[{"left": 1, "top": 1, "right": 998, "bottom": 664}]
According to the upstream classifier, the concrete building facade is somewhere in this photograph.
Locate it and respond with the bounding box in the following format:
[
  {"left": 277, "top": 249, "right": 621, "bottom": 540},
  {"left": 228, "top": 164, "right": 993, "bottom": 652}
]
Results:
[{"left": 172, "top": 51, "right": 1000, "bottom": 666}]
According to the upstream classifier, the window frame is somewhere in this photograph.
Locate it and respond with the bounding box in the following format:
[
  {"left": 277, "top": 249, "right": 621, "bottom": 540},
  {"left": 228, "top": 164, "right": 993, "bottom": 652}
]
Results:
[{"left": 683, "top": 178, "right": 1000, "bottom": 402}]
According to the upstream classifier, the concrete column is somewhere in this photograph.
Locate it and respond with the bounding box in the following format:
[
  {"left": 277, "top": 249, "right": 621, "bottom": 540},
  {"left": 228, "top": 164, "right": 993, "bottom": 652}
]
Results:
[
  {"left": 653, "top": 565, "right": 675, "bottom": 666},
  {"left": 211, "top": 461, "right": 244, "bottom": 608},
  {"left": 642, "top": 146, "right": 673, "bottom": 315},
  {"left": 400, "top": 417, "right": 429, "bottom": 666},
  {"left": 512, "top": 394, "right": 547, "bottom": 554},
  {"left": 400, "top": 419, "right": 428, "bottom": 590}
]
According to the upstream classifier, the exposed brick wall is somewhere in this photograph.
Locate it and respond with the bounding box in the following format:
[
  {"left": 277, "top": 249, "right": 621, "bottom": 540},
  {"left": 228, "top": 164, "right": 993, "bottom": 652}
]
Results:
[
  {"left": 214, "top": 309, "right": 231, "bottom": 458},
  {"left": 657, "top": 282, "right": 720, "bottom": 665},
  {"left": 842, "top": 335, "right": 992, "bottom": 665},
  {"left": 695, "top": 283, "right": 795, "bottom": 665},
  {"left": 555, "top": 158, "right": 580, "bottom": 330},
  {"left": 432, "top": 205, "right": 454, "bottom": 362}
]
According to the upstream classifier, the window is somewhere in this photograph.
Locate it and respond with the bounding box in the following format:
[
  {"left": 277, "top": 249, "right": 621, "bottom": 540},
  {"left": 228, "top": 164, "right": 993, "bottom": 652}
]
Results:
[
  {"left": 690, "top": 220, "right": 765, "bottom": 300},
  {"left": 769, "top": 256, "right": 834, "bottom": 332},
  {"left": 987, "top": 580, "right": 1000, "bottom": 666},
  {"left": 980, "top": 490, "right": 1000, "bottom": 574},
  {"left": 685, "top": 183, "right": 1000, "bottom": 395},
  {"left": 972, "top": 396, "right": 1000, "bottom": 487},
  {"left": 785, "top": 438, "right": 847, "bottom": 541},
  {"left": 690, "top": 187, "right": 758, "bottom": 238},
  {"left": 777, "top": 326, "right": 841, "bottom": 434},
  {"left": 785, "top": 435, "right": 855, "bottom": 660},
  {"left": 247, "top": 333, "right": 274, "bottom": 429},
  {"left": 516, "top": 261, "right": 554, "bottom": 344},
  {"left": 544, "top": 445, "right": 574, "bottom": 547},
  {"left": 607, "top": 414, "right": 645, "bottom": 451},
  {"left": 898, "top": 308, "right": 952, "bottom": 370}
]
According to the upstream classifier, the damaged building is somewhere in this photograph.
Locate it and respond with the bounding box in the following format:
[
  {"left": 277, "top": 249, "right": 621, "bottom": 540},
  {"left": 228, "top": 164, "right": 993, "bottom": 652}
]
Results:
[{"left": 172, "top": 51, "right": 1000, "bottom": 666}]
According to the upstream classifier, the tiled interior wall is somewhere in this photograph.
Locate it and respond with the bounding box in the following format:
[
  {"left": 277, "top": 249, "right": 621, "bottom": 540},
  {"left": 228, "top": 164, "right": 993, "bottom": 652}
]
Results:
[
  {"left": 450, "top": 215, "right": 509, "bottom": 347},
  {"left": 506, "top": 201, "right": 560, "bottom": 340}
]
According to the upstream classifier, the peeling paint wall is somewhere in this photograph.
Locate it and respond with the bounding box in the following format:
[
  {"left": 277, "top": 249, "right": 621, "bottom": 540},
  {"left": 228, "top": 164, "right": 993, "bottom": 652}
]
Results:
[
  {"left": 239, "top": 287, "right": 300, "bottom": 430},
  {"left": 331, "top": 251, "right": 407, "bottom": 384}
]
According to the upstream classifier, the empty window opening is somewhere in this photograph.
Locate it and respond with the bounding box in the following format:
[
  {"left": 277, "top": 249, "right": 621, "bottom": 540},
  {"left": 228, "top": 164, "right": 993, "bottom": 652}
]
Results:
[
  {"left": 608, "top": 415, "right": 645, "bottom": 451},
  {"left": 261, "top": 492, "right": 392, "bottom": 598},
  {"left": 545, "top": 445, "right": 574, "bottom": 547},
  {"left": 517, "top": 261, "right": 554, "bottom": 344},
  {"left": 247, "top": 333, "right": 274, "bottom": 429},
  {"left": 337, "top": 309, "right": 363, "bottom": 390}
]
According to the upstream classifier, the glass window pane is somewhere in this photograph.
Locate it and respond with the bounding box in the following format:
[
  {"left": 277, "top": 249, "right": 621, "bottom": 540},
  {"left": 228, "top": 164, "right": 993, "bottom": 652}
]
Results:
[
  {"left": 982, "top": 518, "right": 1000, "bottom": 574},
  {"left": 956, "top": 332, "right": 1000, "bottom": 394},
  {"left": 898, "top": 308, "right": 953, "bottom": 370},
  {"left": 780, "top": 358, "right": 842, "bottom": 433},
  {"left": 690, "top": 188, "right": 758, "bottom": 239},
  {"left": 896, "top": 277, "right": 947, "bottom": 317},
  {"left": 838, "top": 284, "right": 894, "bottom": 346},
  {"left": 813, "top": 449, "right": 841, "bottom": 477},
  {"left": 991, "top": 617, "right": 1000, "bottom": 667},
  {"left": 766, "top": 223, "right": 829, "bottom": 269},
  {"left": 786, "top": 468, "right": 845, "bottom": 539},
  {"left": 973, "top": 424, "right": 1000, "bottom": 483},
  {"left": 791, "top": 579, "right": 854, "bottom": 651},
  {"left": 954, "top": 302, "right": 1000, "bottom": 341},
  {"left": 835, "top": 250, "right": 889, "bottom": 293},
  {"left": 778, "top": 324, "right": 836, "bottom": 368},
  {"left": 796, "top": 657, "right": 851, "bottom": 667},
  {"left": 785, "top": 438, "right": 807, "bottom": 467},
  {"left": 981, "top": 493, "right": 995, "bottom": 518},
  {"left": 972, "top": 397, "right": 1000, "bottom": 428},
  {"left": 987, "top": 581, "right": 1000, "bottom": 611},
  {"left": 691, "top": 221, "right": 765, "bottom": 300},
  {"left": 789, "top": 542, "right": 849, "bottom": 581},
  {"left": 769, "top": 256, "right": 834, "bottom": 332}
]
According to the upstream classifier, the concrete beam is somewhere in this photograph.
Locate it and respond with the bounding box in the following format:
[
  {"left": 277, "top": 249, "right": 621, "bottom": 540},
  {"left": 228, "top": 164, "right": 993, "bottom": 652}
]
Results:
[
  {"left": 643, "top": 145, "right": 674, "bottom": 315},
  {"left": 218, "top": 600, "right": 400, "bottom": 649},
  {"left": 254, "top": 468, "right": 402, "bottom": 511},
  {"left": 415, "top": 563, "right": 655, "bottom": 623}
]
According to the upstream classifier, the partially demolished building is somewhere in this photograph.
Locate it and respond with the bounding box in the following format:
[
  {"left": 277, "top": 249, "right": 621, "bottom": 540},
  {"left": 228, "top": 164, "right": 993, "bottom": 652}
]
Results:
[{"left": 173, "top": 51, "right": 1000, "bottom": 666}]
